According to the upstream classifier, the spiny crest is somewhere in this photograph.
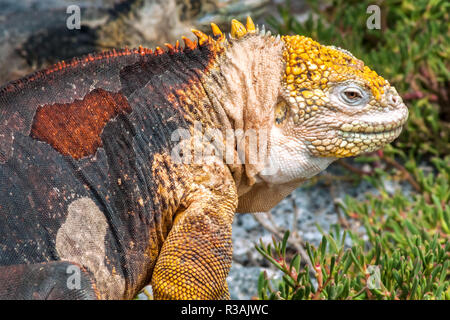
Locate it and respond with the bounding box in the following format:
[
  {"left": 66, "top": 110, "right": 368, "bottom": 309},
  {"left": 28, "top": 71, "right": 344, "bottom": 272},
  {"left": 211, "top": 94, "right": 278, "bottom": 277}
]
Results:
[
  {"left": 188, "top": 16, "right": 257, "bottom": 46},
  {"left": 282, "top": 35, "right": 387, "bottom": 100},
  {"left": 1, "top": 17, "right": 267, "bottom": 95},
  {"left": 182, "top": 16, "right": 273, "bottom": 51},
  {"left": 132, "top": 17, "right": 262, "bottom": 55}
]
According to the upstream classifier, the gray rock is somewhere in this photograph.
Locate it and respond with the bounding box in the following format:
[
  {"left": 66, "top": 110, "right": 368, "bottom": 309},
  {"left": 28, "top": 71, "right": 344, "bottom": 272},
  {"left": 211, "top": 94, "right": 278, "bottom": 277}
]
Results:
[{"left": 228, "top": 263, "right": 282, "bottom": 300}]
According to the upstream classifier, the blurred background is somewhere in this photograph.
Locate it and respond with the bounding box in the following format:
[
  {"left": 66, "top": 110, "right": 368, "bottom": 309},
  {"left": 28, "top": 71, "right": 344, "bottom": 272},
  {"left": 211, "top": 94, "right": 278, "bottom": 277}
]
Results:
[
  {"left": 0, "top": 0, "right": 281, "bottom": 84},
  {"left": 1, "top": 0, "right": 448, "bottom": 300}
]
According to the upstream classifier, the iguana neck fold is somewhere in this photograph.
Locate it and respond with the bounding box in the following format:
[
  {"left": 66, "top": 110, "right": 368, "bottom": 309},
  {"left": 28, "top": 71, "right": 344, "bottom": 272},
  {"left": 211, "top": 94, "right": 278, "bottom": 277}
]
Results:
[{"left": 198, "top": 34, "right": 285, "bottom": 195}]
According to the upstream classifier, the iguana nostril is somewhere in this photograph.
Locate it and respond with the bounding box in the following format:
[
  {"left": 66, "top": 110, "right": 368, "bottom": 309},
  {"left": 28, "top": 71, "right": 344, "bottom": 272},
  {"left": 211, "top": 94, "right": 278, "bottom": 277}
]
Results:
[{"left": 389, "top": 94, "right": 401, "bottom": 106}]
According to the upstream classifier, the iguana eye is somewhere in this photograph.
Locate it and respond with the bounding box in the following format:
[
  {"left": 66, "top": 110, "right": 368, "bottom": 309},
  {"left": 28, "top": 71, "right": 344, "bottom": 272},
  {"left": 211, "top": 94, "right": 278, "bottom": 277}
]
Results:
[
  {"left": 344, "top": 90, "right": 361, "bottom": 100},
  {"left": 338, "top": 85, "right": 366, "bottom": 105}
]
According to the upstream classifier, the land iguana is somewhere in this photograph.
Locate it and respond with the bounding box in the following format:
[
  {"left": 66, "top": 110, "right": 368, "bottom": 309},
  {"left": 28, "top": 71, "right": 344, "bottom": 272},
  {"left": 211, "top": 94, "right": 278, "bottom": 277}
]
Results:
[{"left": 0, "top": 17, "right": 408, "bottom": 299}]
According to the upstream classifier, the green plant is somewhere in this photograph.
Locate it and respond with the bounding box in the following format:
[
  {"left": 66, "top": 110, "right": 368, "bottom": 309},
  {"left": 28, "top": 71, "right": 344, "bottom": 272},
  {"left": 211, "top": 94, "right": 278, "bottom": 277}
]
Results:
[{"left": 256, "top": 157, "right": 449, "bottom": 299}]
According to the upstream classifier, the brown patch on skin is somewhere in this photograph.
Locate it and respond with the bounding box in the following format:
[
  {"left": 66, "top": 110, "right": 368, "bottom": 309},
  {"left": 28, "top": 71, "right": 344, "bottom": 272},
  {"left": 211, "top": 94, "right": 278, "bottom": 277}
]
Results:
[
  {"left": 56, "top": 197, "right": 126, "bottom": 300},
  {"left": 30, "top": 88, "right": 132, "bottom": 159}
]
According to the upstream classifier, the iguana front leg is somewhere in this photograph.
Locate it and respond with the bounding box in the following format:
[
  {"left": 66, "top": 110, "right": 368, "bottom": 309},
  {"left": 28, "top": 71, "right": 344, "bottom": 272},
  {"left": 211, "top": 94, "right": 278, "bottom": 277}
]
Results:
[{"left": 151, "top": 163, "right": 237, "bottom": 300}]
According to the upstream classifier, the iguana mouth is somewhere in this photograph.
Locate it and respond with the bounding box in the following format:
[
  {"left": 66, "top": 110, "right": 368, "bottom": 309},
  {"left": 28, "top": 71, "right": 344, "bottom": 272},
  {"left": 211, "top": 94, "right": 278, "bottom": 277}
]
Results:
[
  {"left": 338, "top": 104, "right": 409, "bottom": 134},
  {"left": 339, "top": 125, "right": 404, "bottom": 145},
  {"left": 337, "top": 121, "right": 405, "bottom": 153},
  {"left": 308, "top": 121, "right": 405, "bottom": 157},
  {"left": 339, "top": 117, "right": 408, "bottom": 134}
]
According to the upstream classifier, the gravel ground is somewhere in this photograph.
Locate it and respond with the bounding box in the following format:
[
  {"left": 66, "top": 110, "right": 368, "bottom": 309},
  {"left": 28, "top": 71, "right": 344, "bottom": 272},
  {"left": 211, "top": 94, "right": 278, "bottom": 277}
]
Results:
[{"left": 228, "top": 161, "right": 413, "bottom": 299}]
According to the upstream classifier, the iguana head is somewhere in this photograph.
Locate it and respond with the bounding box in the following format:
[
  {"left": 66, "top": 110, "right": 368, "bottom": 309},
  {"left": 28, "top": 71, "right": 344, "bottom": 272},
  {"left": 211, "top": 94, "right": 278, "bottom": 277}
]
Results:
[
  {"left": 205, "top": 25, "right": 399, "bottom": 188},
  {"left": 257, "top": 33, "right": 409, "bottom": 185},
  {"left": 279, "top": 35, "right": 408, "bottom": 158}
]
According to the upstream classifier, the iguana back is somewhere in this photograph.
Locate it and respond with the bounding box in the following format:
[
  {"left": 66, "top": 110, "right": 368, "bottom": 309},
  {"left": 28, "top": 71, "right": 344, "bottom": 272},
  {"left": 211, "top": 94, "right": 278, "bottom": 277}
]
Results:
[{"left": 0, "top": 44, "right": 220, "bottom": 299}]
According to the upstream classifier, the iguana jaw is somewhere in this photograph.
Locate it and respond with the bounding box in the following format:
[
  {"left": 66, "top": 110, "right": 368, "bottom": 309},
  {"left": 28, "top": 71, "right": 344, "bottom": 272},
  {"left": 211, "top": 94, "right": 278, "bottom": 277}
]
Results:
[
  {"left": 305, "top": 101, "right": 409, "bottom": 158},
  {"left": 258, "top": 94, "right": 408, "bottom": 186}
]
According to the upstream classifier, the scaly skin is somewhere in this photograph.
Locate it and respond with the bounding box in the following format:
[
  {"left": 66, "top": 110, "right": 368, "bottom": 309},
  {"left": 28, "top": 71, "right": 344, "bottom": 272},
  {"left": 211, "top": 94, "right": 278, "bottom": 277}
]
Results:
[{"left": 0, "top": 17, "right": 407, "bottom": 299}]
